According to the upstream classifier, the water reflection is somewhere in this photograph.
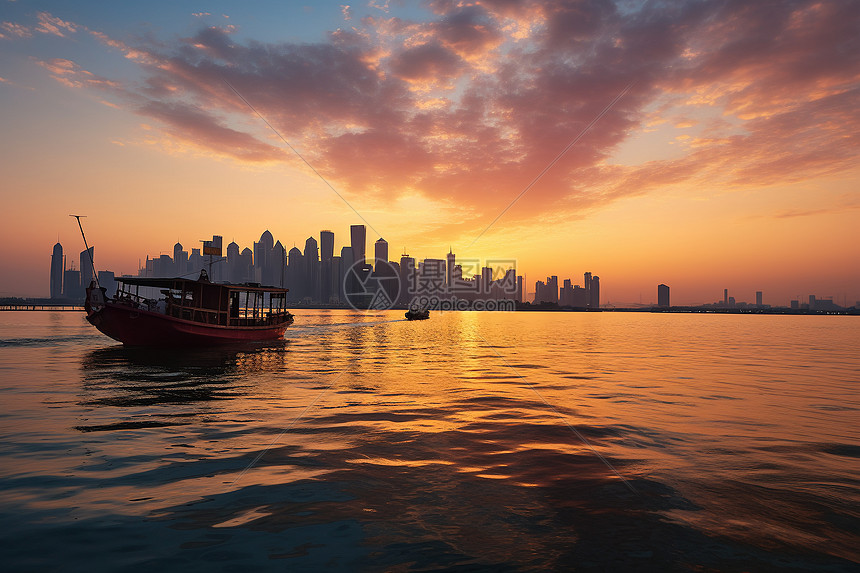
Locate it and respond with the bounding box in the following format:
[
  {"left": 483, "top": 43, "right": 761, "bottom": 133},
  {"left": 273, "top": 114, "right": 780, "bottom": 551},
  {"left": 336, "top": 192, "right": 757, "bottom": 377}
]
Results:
[
  {"left": 76, "top": 341, "right": 291, "bottom": 432},
  {"left": 4, "top": 311, "right": 852, "bottom": 571}
]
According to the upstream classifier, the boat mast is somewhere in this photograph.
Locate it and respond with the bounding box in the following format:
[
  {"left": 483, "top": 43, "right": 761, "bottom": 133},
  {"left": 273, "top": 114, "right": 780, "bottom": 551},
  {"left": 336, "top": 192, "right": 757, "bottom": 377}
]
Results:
[{"left": 70, "top": 214, "right": 99, "bottom": 288}]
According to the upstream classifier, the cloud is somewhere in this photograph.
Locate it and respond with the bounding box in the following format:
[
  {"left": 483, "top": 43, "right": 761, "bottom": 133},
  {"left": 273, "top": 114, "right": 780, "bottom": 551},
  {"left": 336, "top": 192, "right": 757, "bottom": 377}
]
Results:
[
  {"left": 1, "top": 21, "right": 31, "bottom": 39},
  {"left": 35, "top": 11, "right": 77, "bottom": 37},
  {"left": 35, "top": 0, "right": 860, "bottom": 236}
]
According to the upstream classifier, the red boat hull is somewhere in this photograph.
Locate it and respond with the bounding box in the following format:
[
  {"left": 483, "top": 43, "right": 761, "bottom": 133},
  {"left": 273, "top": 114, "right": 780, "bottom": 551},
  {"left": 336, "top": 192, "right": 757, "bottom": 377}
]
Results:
[{"left": 86, "top": 302, "right": 290, "bottom": 346}]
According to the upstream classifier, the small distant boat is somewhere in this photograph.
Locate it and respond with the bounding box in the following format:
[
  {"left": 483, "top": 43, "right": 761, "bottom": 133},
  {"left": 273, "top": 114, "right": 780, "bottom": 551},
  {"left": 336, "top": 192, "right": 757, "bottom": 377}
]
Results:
[
  {"left": 405, "top": 309, "right": 430, "bottom": 320},
  {"left": 85, "top": 270, "right": 294, "bottom": 346}
]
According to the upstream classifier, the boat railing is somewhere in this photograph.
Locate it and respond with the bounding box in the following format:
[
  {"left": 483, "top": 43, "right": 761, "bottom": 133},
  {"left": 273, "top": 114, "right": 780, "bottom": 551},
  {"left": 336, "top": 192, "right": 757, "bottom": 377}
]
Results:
[{"left": 113, "top": 283, "right": 291, "bottom": 327}]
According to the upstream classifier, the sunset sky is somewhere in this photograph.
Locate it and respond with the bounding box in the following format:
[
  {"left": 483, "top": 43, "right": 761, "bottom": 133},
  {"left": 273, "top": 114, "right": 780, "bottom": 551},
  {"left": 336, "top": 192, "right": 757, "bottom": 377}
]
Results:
[{"left": 1, "top": 0, "right": 858, "bottom": 305}]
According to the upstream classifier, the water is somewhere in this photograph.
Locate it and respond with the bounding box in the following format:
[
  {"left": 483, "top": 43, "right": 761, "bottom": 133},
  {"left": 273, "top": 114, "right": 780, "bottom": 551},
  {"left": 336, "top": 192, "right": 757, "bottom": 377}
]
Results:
[{"left": 0, "top": 310, "right": 857, "bottom": 571}]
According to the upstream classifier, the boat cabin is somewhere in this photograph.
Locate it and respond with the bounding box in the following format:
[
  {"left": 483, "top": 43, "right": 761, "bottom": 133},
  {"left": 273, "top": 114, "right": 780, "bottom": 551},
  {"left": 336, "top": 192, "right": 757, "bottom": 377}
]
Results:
[{"left": 113, "top": 276, "right": 291, "bottom": 328}]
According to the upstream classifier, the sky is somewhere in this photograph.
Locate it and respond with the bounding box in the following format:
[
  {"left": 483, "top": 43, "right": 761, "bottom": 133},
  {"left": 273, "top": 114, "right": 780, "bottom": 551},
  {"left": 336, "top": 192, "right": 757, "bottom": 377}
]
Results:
[{"left": 1, "top": 0, "right": 858, "bottom": 306}]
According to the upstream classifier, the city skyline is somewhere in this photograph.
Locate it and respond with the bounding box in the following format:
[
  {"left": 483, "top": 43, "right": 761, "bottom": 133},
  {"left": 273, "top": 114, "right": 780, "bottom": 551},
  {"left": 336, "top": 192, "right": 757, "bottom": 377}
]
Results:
[
  {"left": 1, "top": 1, "right": 858, "bottom": 304},
  {"left": 41, "top": 228, "right": 855, "bottom": 311}
]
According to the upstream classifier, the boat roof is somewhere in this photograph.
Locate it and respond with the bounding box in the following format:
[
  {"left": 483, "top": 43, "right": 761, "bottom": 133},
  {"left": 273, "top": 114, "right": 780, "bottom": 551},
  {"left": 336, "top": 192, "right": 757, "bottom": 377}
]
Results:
[{"left": 116, "top": 276, "right": 288, "bottom": 293}]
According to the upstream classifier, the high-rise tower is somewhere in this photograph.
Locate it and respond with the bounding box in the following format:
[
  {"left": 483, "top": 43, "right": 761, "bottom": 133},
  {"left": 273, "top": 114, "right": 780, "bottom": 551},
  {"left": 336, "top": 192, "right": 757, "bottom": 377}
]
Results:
[
  {"left": 658, "top": 283, "right": 670, "bottom": 307},
  {"left": 80, "top": 247, "right": 94, "bottom": 289},
  {"left": 374, "top": 238, "right": 388, "bottom": 266},
  {"left": 320, "top": 230, "right": 335, "bottom": 304},
  {"left": 50, "top": 242, "right": 63, "bottom": 299},
  {"left": 350, "top": 225, "right": 366, "bottom": 267}
]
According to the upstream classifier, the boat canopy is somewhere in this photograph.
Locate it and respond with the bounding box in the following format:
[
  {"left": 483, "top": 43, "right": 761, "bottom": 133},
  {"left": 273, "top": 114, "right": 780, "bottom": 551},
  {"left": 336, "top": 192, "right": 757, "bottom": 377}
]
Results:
[{"left": 116, "top": 276, "right": 288, "bottom": 294}]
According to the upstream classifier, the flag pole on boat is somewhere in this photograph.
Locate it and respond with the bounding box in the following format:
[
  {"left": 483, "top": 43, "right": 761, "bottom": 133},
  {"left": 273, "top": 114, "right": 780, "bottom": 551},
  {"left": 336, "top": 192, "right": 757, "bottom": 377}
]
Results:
[{"left": 70, "top": 214, "right": 99, "bottom": 288}]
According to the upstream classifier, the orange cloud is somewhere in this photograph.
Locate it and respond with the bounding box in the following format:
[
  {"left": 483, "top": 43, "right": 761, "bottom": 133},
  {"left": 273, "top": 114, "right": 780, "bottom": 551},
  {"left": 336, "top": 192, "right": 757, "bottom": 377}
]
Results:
[
  {"left": 35, "top": 12, "right": 77, "bottom": 37},
  {"left": 33, "top": 0, "right": 860, "bottom": 235}
]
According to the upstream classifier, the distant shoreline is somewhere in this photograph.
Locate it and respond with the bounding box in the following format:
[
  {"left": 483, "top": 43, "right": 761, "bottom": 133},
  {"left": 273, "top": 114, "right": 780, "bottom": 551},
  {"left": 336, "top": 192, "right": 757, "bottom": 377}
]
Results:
[{"left": 2, "top": 299, "right": 856, "bottom": 315}]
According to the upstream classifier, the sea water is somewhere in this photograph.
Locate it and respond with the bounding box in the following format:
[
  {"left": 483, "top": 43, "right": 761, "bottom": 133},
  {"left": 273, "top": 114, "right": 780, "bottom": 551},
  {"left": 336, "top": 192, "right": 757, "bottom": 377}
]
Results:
[{"left": 0, "top": 310, "right": 857, "bottom": 571}]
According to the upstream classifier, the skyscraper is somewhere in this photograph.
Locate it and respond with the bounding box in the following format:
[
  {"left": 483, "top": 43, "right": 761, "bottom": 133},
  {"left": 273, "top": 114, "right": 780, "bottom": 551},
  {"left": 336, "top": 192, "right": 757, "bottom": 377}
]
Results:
[
  {"left": 399, "top": 254, "right": 415, "bottom": 306},
  {"left": 756, "top": 291, "right": 763, "bottom": 306},
  {"left": 255, "top": 230, "right": 274, "bottom": 284},
  {"left": 50, "top": 242, "right": 63, "bottom": 299},
  {"left": 374, "top": 238, "right": 388, "bottom": 265},
  {"left": 590, "top": 275, "right": 600, "bottom": 309},
  {"left": 304, "top": 236, "right": 320, "bottom": 301},
  {"left": 446, "top": 249, "right": 455, "bottom": 294},
  {"left": 226, "top": 241, "right": 240, "bottom": 283},
  {"left": 320, "top": 230, "right": 335, "bottom": 304},
  {"left": 80, "top": 247, "right": 94, "bottom": 289},
  {"left": 658, "top": 283, "right": 670, "bottom": 307},
  {"left": 273, "top": 241, "right": 286, "bottom": 287},
  {"left": 350, "top": 224, "right": 366, "bottom": 267},
  {"left": 320, "top": 230, "right": 334, "bottom": 262},
  {"left": 584, "top": 272, "right": 592, "bottom": 307},
  {"left": 287, "top": 246, "right": 304, "bottom": 301},
  {"left": 174, "top": 242, "right": 189, "bottom": 277}
]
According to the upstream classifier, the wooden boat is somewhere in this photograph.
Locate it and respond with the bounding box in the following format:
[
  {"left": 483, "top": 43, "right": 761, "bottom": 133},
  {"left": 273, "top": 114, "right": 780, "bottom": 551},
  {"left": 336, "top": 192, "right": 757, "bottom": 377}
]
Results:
[
  {"left": 405, "top": 309, "right": 430, "bottom": 320},
  {"left": 85, "top": 271, "right": 294, "bottom": 346}
]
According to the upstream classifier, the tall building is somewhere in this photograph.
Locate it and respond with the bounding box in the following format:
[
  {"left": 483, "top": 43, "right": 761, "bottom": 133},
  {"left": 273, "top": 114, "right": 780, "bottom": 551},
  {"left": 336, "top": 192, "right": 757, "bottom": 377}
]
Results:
[
  {"left": 50, "top": 242, "right": 63, "bottom": 299},
  {"left": 239, "top": 248, "right": 253, "bottom": 283},
  {"left": 173, "top": 242, "right": 186, "bottom": 277},
  {"left": 374, "top": 238, "right": 388, "bottom": 267},
  {"left": 320, "top": 230, "right": 335, "bottom": 304},
  {"left": 658, "top": 283, "right": 670, "bottom": 307},
  {"left": 304, "top": 236, "right": 320, "bottom": 301},
  {"left": 350, "top": 225, "right": 366, "bottom": 268},
  {"left": 287, "top": 246, "right": 304, "bottom": 301},
  {"left": 724, "top": 288, "right": 728, "bottom": 305},
  {"left": 97, "top": 271, "right": 117, "bottom": 298},
  {"left": 63, "top": 264, "right": 81, "bottom": 300},
  {"left": 584, "top": 272, "right": 592, "bottom": 307},
  {"left": 399, "top": 254, "right": 415, "bottom": 306},
  {"left": 255, "top": 230, "right": 274, "bottom": 284},
  {"left": 340, "top": 246, "right": 353, "bottom": 301},
  {"left": 590, "top": 275, "right": 600, "bottom": 309},
  {"left": 273, "top": 241, "right": 286, "bottom": 287},
  {"left": 226, "top": 241, "right": 240, "bottom": 283},
  {"left": 756, "top": 291, "right": 763, "bottom": 306},
  {"left": 446, "top": 249, "right": 455, "bottom": 294},
  {"left": 80, "top": 247, "right": 94, "bottom": 289}
]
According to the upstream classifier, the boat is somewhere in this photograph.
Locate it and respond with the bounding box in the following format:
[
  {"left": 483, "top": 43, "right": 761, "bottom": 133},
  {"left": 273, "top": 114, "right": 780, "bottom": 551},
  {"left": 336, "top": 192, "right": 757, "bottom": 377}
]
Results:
[
  {"left": 84, "top": 270, "right": 294, "bottom": 346},
  {"left": 405, "top": 309, "right": 430, "bottom": 320}
]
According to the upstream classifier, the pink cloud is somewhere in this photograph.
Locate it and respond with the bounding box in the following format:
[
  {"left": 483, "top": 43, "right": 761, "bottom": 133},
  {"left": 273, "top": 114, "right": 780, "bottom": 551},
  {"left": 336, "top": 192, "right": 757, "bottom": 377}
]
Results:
[
  {"left": 38, "top": 0, "right": 860, "bottom": 232},
  {"left": 35, "top": 12, "right": 77, "bottom": 37},
  {"left": 1, "top": 21, "right": 32, "bottom": 39}
]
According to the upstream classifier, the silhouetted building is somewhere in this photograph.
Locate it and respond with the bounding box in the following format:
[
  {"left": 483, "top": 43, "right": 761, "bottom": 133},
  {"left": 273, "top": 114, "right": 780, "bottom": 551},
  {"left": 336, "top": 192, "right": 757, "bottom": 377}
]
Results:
[
  {"left": 63, "top": 266, "right": 81, "bottom": 300},
  {"left": 350, "top": 225, "right": 366, "bottom": 268},
  {"left": 50, "top": 242, "right": 63, "bottom": 299},
  {"left": 320, "top": 230, "right": 335, "bottom": 303},
  {"left": 226, "top": 241, "right": 240, "bottom": 283},
  {"left": 188, "top": 248, "right": 203, "bottom": 275},
  {"left": 340, "top": 246, "right": 353, "bottom": 302},
  {"left": 399, "top": 254, "right": 415, "bottom": 306},
  {"left": 287, "top": 246, "right": 304, "bottom": 301},
  {"left": 374, "top": 238, "right": 388, "bottom": 266},
  {"left": 80, "top": 247, "right": 94, "bottom": 289},
  {"left": 255, "top": 230, "right": 274, "bottom": 285},
  {"left": 589, "top": 275, "right": 600, "bottom": 309},
  {"left": 534, "top": 276, "right": 558, "bottom": 304},
  {"left": 446, "top": 249, "right": 455, "bottom": 294},
  {"left": 658, "top": 284, "right": 670, "bottom": 307},
  {"left": 97, "top": 271, "right": 116, "bottom": 298},
  {"left": 174, "top": 242, "right": 187, "bottom": 277},
  {"left": 756, "top": 291, "right": 763, "bottom": 306},
  {"left": 273, "top": 241, "right": 286, "bottom": 287},
  {"left": 304, "top": 236, "right": 320, "bottom": 301},
  {"left": 724, "top": 288, "right": 728, "bottom": 306}
]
